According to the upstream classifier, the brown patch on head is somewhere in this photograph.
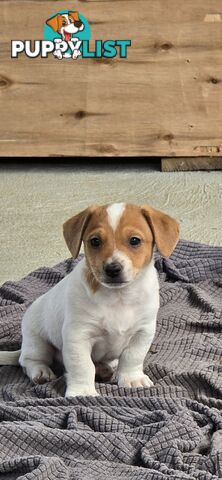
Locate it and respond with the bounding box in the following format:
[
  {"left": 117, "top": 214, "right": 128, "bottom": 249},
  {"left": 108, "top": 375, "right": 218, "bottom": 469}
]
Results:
[
  {"left": 63, "top": 205, "right": 112, "bottom": 290},
  {"left": 114, "top": 204, "right": 154, "bottom": 273},
  {"left": 82, "top": 206, "right": 114, "bottom": 282},
  {"left": 114, "top": 203, "right": 179, "bottom": 266}
]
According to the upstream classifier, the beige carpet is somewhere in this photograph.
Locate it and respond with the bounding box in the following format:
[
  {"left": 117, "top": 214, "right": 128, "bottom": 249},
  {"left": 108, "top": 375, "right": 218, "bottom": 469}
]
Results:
[{"left": 0, "top": 162, "right": 221, "bottom": 284}]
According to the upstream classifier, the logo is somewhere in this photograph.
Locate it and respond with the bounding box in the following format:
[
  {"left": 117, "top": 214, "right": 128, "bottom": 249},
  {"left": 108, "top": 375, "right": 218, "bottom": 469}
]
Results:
[{"left": 11, "top": 10, "right": 132, "bottom": 60}]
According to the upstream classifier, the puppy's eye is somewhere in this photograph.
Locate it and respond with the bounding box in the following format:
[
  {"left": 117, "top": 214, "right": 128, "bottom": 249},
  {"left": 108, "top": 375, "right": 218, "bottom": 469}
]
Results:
[
  {"left": 129, "top": 237, "right": 141, "bottom": 247},
  {"left": 62, "top": 21, "right": 66, "bottom": 26},
  {"left": 90, "top": 237, "right": 101, "bottom": 248}
]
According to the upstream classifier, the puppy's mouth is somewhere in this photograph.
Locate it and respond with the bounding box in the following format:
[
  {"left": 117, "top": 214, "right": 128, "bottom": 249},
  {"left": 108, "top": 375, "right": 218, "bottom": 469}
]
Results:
[
  {"left": 63, "top": 31, "right": 72, "bottom": 42},
  {"left": 92, "top": 270, "right": 129, "bottom": 289},
  {"left": 102, "top": 280, "right": 129, "bottom": 289}
]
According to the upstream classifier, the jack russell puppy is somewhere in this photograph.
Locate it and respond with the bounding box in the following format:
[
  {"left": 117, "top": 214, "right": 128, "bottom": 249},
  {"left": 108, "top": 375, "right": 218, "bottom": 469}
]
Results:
[{"left": 0, "top": 203, "right": 179, "bottom": 397}]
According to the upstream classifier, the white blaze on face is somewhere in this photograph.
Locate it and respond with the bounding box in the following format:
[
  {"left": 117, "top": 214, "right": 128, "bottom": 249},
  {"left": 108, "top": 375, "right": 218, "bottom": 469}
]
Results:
[
  {"left": 107, "top": 203, "right": 125, "bottom": 231},
  {"left": 62, "top": 14, "right": 69, "bottom": 23},
  {"left": 106, "top": 203, "right": 134, "bottom": 282}
]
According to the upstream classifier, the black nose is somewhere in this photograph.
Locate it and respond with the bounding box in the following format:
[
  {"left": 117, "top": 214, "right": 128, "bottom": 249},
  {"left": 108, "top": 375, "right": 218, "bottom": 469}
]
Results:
[
  {"left": 104, "top": 262, "right": 123, "bottom": 278},
  {"left": 74, "top": 20, "right": 82, "bottom": 28}
]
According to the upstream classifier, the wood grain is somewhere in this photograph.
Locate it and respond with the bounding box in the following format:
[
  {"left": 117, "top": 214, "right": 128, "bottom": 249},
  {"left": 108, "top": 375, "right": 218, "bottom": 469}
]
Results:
[
  {"left": 1, "top": 0, "right": 222, "bottom": 156},
  {"left": 161, "top": 157, "right": 222, "bottom": 171}
]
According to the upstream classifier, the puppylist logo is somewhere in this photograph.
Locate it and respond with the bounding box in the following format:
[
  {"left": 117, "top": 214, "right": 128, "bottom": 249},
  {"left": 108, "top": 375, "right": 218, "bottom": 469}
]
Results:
[{"left": 11, "top": 10, "right": 132, "bottom": 60}]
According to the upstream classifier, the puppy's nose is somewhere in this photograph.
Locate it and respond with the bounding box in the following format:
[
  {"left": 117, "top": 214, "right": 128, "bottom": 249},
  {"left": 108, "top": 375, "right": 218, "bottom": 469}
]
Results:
[
  {"left": 74, "top": 20, "right": 82, "bottom": 28},
  {"left": 104, "top": 262, "right": 123, "bottom": 278}
]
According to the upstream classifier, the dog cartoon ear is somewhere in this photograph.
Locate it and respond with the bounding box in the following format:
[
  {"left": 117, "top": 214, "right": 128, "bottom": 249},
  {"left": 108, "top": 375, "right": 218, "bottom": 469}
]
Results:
[
  {"left": 141, "top": 205, "right": 179, "bottom": 257},
  {"left": 68, "top": 11, "right": 80, "bottom": 22},
  {"left": 46, "top": 15, "right": 60, "bottom": 32},
  {"left": 63, "top": 206, "right": 97, "bottom": 258},
  {"left": 69, "top": 11, "right": 84, "bottom": 29}
]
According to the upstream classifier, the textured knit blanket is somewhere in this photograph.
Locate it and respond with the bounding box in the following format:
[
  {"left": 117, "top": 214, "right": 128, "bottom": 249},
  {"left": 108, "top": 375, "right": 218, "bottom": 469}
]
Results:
[{"left": 0, "top": 240, "right": 222, "bottom": 479}]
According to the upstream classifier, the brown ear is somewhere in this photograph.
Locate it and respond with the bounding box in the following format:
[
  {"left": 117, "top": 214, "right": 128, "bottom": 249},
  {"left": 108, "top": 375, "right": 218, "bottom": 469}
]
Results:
[
  {"left": 46, "top": 15, "right": 60, "bottom": 32},
  {"left": 68, "top": 11, "right": 80, "bottom": 22},
  {"left": 63, "top": 206, "right": 96, "bottom": 258},
  {"left": 141, "top": 206, "right": 179, "bottom": 257},
  {"left": 68, "top": 12, "right": 79, "bottom": 22}
]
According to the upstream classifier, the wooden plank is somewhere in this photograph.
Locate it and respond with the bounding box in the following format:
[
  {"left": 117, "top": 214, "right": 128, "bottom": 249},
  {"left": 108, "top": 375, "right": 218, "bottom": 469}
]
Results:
[
  {"left": 1, "top": 0, "right": 222, "bottom": 156},
  {"left": 161, "top": 157, "right": 222, "bottom": 171}
]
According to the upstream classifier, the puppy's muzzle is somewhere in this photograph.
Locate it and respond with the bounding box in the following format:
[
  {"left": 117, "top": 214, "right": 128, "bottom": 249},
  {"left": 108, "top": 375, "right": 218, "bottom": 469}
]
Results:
[{"left": 103, "top": 262, "right": 123, "bottom": 281}]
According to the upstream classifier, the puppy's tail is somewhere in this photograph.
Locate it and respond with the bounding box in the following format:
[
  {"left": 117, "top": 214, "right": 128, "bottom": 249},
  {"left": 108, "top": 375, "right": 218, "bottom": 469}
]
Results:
[{"left": 0, "top": 349, "right": 21, "bottom": 365}]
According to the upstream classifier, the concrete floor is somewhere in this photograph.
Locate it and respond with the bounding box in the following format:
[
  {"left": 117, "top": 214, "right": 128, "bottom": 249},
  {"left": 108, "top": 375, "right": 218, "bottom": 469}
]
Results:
[{"left": 0, "top": 161, "right": 222, "bottom": 285}]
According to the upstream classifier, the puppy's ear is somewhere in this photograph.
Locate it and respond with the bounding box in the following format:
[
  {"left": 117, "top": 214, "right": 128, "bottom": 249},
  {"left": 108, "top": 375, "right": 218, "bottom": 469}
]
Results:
[
  {"left": 141, "top": 206, "right": 179, "bottom": 257},
  {"left": 46, "top": 15, "right": 60, "bottom": 32},
  {"left": 68, "top": 11, "right": 80, "bottom": 22},
  {"left": 63, "top": 206, "right": 96, "bottom": 258}
]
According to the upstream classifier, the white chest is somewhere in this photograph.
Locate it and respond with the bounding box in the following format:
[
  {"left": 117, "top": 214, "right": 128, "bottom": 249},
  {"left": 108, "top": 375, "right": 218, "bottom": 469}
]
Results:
[
  {"left": 67, "top": 258, "right": 159, "bottom": 364},
  {"left": 91, "top": 300, "right": 142, "bottom": 362}
]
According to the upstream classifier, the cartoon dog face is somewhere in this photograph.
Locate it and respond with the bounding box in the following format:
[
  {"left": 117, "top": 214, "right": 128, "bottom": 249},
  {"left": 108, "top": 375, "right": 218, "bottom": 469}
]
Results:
[{"left": 46, "top": 11, "right": 84, "bottom": 41}]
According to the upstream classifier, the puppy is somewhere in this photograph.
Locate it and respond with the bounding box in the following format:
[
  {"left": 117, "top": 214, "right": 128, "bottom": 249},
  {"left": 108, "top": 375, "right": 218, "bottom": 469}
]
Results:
[
  {"left": 46, "top": 11, "right": 84, "bottom": 60},
  {"left": 0, "top": 203, "right": 179, "bottom": 397}
]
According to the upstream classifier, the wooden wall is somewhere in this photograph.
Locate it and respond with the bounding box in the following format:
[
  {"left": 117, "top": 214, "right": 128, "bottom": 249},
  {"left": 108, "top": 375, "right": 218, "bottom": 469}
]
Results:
[{"left": 1, "top": 0, "right": 222, "bottom": 157}]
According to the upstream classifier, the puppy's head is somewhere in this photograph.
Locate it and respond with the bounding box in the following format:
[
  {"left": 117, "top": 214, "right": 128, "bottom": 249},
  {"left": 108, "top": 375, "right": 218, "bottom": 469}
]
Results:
[
  {"left": 63, "top": 203, "right": 179, "bottom": 289},
  {"left": 46, "top": 11, "right": 84, "bottom": 40}
]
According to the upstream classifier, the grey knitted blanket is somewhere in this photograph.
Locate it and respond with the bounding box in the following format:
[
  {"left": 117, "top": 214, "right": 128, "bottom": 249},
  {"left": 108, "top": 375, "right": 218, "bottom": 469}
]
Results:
[{"left": 0, "top": 240, "right": 222, "bottom": 479}]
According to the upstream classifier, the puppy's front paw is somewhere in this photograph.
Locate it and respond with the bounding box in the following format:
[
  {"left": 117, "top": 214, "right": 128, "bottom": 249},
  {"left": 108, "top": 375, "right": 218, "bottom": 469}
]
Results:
[
  {"left": 65, "top": 385, "right": 99, "bottom": 397},
  {"left": 117, "top": 372, "right": 153, "bottom": 388},
  {"left": 53, "top": 51, "right": 63, "bottom": 60},
  {"left": 72, "top": 50, "right": 81, "bottom": 60}
]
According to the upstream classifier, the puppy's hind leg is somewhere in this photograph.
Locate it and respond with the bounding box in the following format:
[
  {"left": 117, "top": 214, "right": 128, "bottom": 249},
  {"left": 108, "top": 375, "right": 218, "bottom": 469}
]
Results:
[
  {"left": 19, "top": 334, "right": 56, "bottom": 385},
  {"left": 95, "top": 359, "right": 118, "bottom": 381}
]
